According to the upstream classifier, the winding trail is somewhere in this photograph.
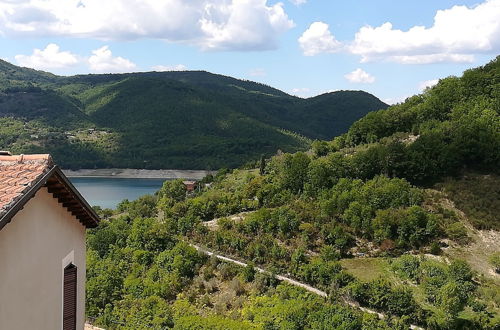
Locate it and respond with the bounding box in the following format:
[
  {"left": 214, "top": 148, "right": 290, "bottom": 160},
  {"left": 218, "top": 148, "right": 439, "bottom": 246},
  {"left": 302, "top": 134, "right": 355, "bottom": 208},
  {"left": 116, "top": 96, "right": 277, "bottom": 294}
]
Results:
[
  {"left": 189, "top": 243, "right": 424, "bottom": 330},
  {"left": 190, "top": 243, "right": 328, "bottom": 297}
]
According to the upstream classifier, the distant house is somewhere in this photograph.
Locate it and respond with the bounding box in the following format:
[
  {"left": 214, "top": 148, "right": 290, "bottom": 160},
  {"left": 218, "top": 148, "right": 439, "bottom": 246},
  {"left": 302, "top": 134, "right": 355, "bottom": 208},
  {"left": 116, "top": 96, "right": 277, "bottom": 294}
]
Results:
[
  {"left": 183, "top": 180, "right": 197, "bottom": 192},
  {"left": 0, "top": 152, "right": 99, "bottom": 330}
]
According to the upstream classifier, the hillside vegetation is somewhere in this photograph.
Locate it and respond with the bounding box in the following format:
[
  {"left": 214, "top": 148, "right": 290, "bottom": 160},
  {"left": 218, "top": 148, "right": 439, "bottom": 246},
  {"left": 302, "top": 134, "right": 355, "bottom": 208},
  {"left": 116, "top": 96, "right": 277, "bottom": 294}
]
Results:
[
  {"left": 86, "top": 57, "right": 499, "bottom": 329},
  {"left": 0, "top": 60, "right": 387, "bottom": 169},
  {"left": 436, "top": 174, "right": 500, "bottom": 230}
]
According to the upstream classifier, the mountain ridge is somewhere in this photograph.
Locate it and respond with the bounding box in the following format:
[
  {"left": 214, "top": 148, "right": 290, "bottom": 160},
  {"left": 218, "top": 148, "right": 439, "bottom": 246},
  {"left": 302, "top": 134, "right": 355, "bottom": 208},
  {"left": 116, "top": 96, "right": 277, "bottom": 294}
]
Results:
[{"left": 0, "top": 60, "right": 388, "bottom": 169}]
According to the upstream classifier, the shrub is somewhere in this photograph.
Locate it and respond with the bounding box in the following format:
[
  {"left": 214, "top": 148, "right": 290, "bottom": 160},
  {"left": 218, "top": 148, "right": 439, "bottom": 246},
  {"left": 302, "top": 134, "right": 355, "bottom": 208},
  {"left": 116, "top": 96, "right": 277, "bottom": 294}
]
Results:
[
  {"left": 489, "top": 253, "right": 500, "bottom": 274},
  {"left": 445, "top": 222, "right": 469, "bottom": 244},
  {"left": 230, "top": 278, "right": 245, "bottom": 296},
  {"left": 429, "top": 242, "right": 442, "bottom": 255},
  {"left": 241, "top": 262, "right": 256, "bottom": 282},
  {"left": 391, "top": 255, "right": 421, "bottom": 282}
]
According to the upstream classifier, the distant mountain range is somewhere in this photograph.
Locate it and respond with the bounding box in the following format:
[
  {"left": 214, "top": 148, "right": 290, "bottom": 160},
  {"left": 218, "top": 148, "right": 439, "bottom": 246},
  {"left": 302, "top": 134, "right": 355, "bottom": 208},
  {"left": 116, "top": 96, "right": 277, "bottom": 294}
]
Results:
[{"left": 0, "top": 60, "right": 387, "bottom": 169}]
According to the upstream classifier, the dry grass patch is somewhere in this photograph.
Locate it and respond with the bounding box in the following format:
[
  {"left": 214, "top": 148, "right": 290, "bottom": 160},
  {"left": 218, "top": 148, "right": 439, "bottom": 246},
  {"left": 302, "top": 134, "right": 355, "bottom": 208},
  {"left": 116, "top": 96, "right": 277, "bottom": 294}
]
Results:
[{"left": 340, "top": 257, "right": 394, "bottom": 282}]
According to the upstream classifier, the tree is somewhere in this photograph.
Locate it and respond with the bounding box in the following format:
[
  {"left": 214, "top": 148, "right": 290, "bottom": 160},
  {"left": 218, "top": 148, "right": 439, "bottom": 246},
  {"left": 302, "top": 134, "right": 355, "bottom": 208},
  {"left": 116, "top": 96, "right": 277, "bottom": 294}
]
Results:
[
  {"left": 158, "top": 179, "right": 187, "bottom": 209},
  {"left": 281, "top": 152, "right": 311, "bottom": 193},
  {"left": 311, "top": 140, "right": 330, "bottom": 157},
  {"left": 241, "top": 262, "right": 256, "bottom": 282},
  {"left": 259, "top": 154, "right": 266, "bottom": 175},
  {"left": 111, "top": 296, "right": 174, "bottom": 329}
]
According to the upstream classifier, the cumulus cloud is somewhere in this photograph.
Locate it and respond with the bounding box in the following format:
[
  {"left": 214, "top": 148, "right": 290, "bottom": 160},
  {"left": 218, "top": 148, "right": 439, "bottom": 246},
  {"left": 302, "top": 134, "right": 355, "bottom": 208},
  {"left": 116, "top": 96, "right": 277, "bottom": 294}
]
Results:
[
  {"left": 418, "top": 79, "right": 439, "bottom": 92},
  {"left": 344, "top": 68, "right": 375, "bottom": 84},
  {"left": 0, "top": 0, "right": 294, "bottom": 51},
  {"left": 88, "top": 46, "right": 136, "bottom": 73},
  {"left": 299, "top": 0, "right": 500, "bottom": 63},
  {"left": 14, "top": 43, "right": 79, "bottom": 70},
  {"left": 298, "top": 22, "right": 342, "bottom": 56},
  {"left": 200, "top": 0, "right": 294, "bottom": 51},
  {"left": 351, "top": 0, "right": 500, "bottom": 63},
  {"left": 152, "top": 64, "right": 187, "bottom": 71}
]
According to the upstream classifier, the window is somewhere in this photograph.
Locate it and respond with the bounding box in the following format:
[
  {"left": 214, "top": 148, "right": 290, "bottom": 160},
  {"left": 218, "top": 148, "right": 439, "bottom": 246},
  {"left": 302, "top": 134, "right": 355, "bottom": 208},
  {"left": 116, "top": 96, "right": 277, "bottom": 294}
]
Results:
[{"left": 63, "top": 264, "right": 77, "bottom": 330}]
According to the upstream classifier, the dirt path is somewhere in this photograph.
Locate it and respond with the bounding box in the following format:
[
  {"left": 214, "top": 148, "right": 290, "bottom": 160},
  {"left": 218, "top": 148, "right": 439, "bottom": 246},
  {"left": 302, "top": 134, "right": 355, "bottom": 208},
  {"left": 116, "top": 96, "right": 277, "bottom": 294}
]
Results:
[
  {"left": 191, "top": 243, "right": 328, "bottom": 298},
  {"left": 434, "top": 194, "right": 500, "bottom": 280},
  {"left": 203, "top": 211, "right": 253, "bottom": 230},
  {"left": 189, "top": 243, "right": 423, "bottom": 329}
]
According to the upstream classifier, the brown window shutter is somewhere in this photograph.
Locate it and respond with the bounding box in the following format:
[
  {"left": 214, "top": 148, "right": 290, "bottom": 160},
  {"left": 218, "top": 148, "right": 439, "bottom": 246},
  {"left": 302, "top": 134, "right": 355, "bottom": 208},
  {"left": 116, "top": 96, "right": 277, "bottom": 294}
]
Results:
[{"left": 63, "top": 264, "right": 77, "bottom": 330}]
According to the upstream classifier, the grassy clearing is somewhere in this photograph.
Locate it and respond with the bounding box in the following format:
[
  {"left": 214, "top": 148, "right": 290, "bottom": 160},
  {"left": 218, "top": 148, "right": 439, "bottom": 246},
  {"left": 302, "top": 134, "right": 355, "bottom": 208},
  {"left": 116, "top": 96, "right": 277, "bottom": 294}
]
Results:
[{"left": 340, "top": 257, "right": 394, "bottom": 282}]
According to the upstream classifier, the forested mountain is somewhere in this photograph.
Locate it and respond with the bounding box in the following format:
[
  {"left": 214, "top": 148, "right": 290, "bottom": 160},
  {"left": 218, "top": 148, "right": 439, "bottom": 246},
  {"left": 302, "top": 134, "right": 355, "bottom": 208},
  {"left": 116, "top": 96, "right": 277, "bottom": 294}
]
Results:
[
  {"left": 86, "top": 57, "right": 499, "bottom": 329},
  {"left": 0, "top": 60, "right": 387, "bottom": 169}
]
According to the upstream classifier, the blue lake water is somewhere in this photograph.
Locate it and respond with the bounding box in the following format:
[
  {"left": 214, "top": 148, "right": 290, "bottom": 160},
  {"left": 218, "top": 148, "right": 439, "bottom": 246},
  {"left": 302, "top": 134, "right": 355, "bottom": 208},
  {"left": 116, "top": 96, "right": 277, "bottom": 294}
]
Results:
[{"left": 69, "top": 177, "right": 166, "bottom": 209}]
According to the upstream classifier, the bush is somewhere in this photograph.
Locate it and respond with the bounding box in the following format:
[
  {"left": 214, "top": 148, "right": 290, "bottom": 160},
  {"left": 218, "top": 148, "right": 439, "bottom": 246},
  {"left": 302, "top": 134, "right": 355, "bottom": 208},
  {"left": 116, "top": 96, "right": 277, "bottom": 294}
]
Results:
[
  {"left": 445, "top": 222, "right": 469, "bottom": 244},
  {"left": 429, "top": 242, "right": 442, "bottom": 255},
  {"left": 391, "top": 255, "right": 421, "bottom": 282},
  {"left": 489, "top": 253, "right": 500, "bottom": 273},
  {"left": 230, "top": 278, "right": 245, "bottom": 296},
  {"left": 218, "top": 263, "right": 240, "bottom": 281},
  {"left": 241, "top": 262, "right": 256, "bottom": 282}
]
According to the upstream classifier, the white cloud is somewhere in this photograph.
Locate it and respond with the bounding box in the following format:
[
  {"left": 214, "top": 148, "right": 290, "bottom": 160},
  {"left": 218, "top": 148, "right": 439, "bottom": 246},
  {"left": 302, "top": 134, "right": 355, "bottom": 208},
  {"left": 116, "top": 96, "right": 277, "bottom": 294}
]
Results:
[
  {"left": 349, "top": 0, "right": 500, "bottom": 63},
  {"left": 152, "top": 64, "right": 187, "bottom": 71},
  {"left": 0, "top": 0, "right": 294, "bottom": 51},
  {"left": 291, "top": 87, "right": 310, "bottom": 93},
  {"left": 248, "top": 68, "right": 266, "bottom": 76},
  {"left": 344, "top": 68, "right": 375, "bottom": 84},
  {"left": 88, "top": 46, "right": 136, "bottom": 73},
  {"left": 418, "top": 79, "right": 439, "bottom": 92},
  {"left": 290, "top": 87, "right": 310, "bottom": 97},
  {"left": 383, "top": 95, "right": 409, "bottom": 105},
  {"left": 384, "top": 54, "right": 474, "bottom": 65},
  {"left": 289, "top": 0, "right": 307, "bottom": 6},
  {"left": 199, "top": 0, "right": 294, "bottom": 51},
  {"left": 14, "top": 43, "right": 79, "bottom": 70},
  {"left": 298, "top": 22, "right": 342, "bottom": 56},
  {"left": 298, "top": 0, "right": 500, "bottom": 64}
]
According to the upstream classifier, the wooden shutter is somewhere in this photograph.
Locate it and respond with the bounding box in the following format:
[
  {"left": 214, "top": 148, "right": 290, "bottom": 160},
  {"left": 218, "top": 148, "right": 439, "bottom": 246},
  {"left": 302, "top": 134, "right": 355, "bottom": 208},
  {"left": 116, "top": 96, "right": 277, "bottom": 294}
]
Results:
[{"left": 63, "top": 264, "right": 77, "bottom": 330}]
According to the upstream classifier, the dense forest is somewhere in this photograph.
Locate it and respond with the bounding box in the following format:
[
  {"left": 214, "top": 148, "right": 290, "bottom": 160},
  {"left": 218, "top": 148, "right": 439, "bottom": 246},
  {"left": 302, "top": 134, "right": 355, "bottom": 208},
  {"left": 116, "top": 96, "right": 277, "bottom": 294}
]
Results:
[
  {"left": 0, "top": 60, "right": 386, "bottom": 169},
  {"left": 85, "top": 57, "right": 499, "bottom": 329}
]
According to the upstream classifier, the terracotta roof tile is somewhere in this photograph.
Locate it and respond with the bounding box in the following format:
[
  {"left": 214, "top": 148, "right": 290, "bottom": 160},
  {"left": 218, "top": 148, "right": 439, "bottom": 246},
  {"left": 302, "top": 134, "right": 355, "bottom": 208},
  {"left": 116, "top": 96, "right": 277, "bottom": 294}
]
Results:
[{"left": 0, "top": 154, "right": 53, "bottom": 216}]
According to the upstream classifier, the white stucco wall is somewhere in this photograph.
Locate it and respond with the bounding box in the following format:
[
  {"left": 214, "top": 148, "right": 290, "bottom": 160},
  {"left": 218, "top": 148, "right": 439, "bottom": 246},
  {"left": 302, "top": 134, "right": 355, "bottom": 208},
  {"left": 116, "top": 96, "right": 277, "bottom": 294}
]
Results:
[{"left": 0, "top": 187, "right": 87, "bottom": 330}]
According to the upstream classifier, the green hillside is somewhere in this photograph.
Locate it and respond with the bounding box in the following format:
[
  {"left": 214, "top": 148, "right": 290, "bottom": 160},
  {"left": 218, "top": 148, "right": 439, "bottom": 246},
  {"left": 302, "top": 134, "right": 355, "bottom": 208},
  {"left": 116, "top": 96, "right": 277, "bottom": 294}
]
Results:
[
  {"left": 0, "top": 60, "right": 387, "bottom": 169},
  {"left": 84, "top": 57, "right": 499, "bottom": 329}
]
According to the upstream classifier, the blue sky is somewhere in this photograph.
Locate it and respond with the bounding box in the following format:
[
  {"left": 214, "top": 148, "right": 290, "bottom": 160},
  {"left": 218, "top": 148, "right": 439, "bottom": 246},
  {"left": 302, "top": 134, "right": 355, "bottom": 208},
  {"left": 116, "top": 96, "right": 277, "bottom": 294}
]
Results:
[{"left": 0, "top": 0, "right": 499, "bottom": 103}]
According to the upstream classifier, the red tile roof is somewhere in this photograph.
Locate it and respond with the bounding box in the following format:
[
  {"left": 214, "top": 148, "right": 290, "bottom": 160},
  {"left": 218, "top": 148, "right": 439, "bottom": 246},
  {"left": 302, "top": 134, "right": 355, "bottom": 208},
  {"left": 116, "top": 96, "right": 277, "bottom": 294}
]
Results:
[
  {"left": 0, "top": 153, "right": 99, "bottom": 230},
  {"left": 0, "top": 154, "right": 53, "bottom": 215}
]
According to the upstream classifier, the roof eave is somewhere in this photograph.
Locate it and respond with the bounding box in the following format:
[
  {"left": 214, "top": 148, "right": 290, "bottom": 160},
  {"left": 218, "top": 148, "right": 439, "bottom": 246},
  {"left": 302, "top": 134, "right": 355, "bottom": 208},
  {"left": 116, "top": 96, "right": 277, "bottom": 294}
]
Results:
[
  {"left": 51, "top": 166, "right": 100, "bottom": 227},
  {"left": 0, "top": 166, "right": 100, "bottom": 231}
]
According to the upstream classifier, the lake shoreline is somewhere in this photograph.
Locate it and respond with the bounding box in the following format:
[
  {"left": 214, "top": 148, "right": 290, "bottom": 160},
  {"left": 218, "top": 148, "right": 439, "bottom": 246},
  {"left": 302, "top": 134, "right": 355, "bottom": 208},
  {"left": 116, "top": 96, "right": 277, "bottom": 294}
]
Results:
[{"left": 63, "top": 168, "right": 213, "bottom": 180}]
